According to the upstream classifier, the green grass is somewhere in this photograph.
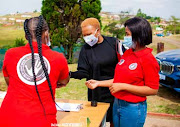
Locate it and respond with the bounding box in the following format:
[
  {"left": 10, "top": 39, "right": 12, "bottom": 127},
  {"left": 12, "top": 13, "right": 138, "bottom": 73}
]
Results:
[
  {"left": 147, "top": 85, "right": 180, "bottom": 114},
  {"left": 0, "top": 26, "right": 25, "bottom": 48},
  {"left": 0, "top": 72, "right": 7, "bottom": 91},
  {"left": 56, "top": 78, "right": 87, "bottom": 100},
  {"left": 148, "top": 36, "right": 180, "bottom": 55},
  {"left": 0, "top": 12, "right": 40, "bottom": 19},
  {"left": 168, "top": 34, "right": 180, "bottom": 42},
  {"left": 56, "top": 64, "right": 87, "bottom": 100}
]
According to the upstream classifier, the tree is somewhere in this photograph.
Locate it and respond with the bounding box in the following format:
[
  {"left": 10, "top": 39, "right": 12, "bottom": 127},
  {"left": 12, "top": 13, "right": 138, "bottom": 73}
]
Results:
[
  {"left": 169, "top": 16, "right": 180, "bottom": 34},
  {"left": 33, "top": 10, "right": 38, "bottom": 13},
  {"left": 103, "top": 13, "right": 129, "bottom": 39},
  {"left": 150, "top": 17, "right": 155, "bottom": 23},
  {"left": 154, "top": 17, "right": 161, "bottom": 24},
  {"left": 41, "top": 0, "right": 101, "bottom": 61},
  {"left": 136, "top": 9, "right": 146, "bottom": 18}
]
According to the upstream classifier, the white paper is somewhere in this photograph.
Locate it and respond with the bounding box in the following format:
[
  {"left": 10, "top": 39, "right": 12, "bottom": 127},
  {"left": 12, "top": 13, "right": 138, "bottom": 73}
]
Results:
[
  {"left": 56, "top": 102, "right": 83, "bottom": 112},
  {"left": 0, "top": 91, "right": 6, "bottom": 99}
]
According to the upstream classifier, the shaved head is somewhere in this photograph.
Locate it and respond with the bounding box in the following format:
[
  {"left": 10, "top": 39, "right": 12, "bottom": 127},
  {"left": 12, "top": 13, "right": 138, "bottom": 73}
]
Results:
[{"left": 81, "top": 18, "right": 100, "bottom": 30}]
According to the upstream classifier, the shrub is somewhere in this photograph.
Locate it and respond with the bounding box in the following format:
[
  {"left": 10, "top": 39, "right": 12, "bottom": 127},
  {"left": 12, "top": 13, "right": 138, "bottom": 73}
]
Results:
[{"left": 14, "top": 38, "right": 25, "bottom": 47}]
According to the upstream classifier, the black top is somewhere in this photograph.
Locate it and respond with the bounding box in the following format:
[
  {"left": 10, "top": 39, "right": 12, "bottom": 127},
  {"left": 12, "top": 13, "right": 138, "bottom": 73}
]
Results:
[{"left": 71, "top": 36, "right": 125, "bottom": 103}]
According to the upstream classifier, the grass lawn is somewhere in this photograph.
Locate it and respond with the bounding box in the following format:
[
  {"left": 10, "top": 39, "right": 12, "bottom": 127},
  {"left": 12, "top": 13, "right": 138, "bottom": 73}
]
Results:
[
  {"left": 56, "top": 64, "right": 87, "bottom": 101},
  {"left": 0, "top": 64, "right": 180, "bottom": 115},
  {"left": 167, "top": 34, "right": 180, "bottom": 42},
  {"left": 0, "top": 26, "right": 25, "bottom": 48},
  {"left": 148, "top": 36, "right": 180, "bottom": 55}
]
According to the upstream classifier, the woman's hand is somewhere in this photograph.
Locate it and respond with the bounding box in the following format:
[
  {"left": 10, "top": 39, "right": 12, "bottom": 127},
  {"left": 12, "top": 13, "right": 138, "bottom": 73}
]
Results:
[
  {"left": 57, "top": 83, "right": 66, "bottom": 88},
  {"left": 109, "top": 83, "right": 125, "bottom": 94},
  {"left": 85, "top": 80, "right": 99, "bottom": 89}
]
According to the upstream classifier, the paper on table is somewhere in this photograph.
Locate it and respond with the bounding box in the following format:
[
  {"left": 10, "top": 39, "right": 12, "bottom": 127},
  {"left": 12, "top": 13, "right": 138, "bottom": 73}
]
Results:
[
  {"left": 0, "top": 91, "right": 6, "bottom": 99},
  {"left": 56, "top": 102, "right": 83, "bottom": 112}
]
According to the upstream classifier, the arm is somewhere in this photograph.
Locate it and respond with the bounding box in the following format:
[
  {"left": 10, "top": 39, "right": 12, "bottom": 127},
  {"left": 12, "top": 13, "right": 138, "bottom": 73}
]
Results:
[
  {"left": 57, "top": 76, "right": 70, "bottom": 88},
  {"left": 70, "top": 70, "right": 89, "bottom": 80},
  {"left": 71, "top": 46, "right": 90, "bottom": 79},
  {"left": 85, "top": 79, "right": 113, "bottom": 89},
  {"left": 2, "top": 50, "right": 11, "bottom": 86},
  {"left": 2, "top": 51, "right": 10, "bottom": 86},
  {"left": 56, "top": 54, "right": 70, "bottom": 88},
  {"left": 109, "top": 83, "right": 158, "bottom": 96},
  {"left": 4, "top": 77, "right": 9, "bottom": 86}
]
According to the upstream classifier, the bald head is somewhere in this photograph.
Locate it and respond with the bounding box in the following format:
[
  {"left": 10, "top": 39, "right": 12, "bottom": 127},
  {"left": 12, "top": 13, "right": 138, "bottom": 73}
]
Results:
[
  {"left": 81, "top": 18, "right": 100, "bottom": 30},
  {"left": 81, "top": 18, "right": 104, "bottom": 44}
]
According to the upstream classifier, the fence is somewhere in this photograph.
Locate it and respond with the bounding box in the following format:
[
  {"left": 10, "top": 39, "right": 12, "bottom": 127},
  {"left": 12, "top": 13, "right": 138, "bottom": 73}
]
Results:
[
  {"left": 0, "top": 45, "right": 82, "bottom": 70},
  {"left": 0, "top": 49, "right": 7, "bottom": 70}
]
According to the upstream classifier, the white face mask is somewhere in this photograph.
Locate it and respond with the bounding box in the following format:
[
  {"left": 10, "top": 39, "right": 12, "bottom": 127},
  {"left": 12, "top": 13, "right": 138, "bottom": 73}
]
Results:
[
  {"left": 46, "top": 35, "right": 51, "bottom": 47},
  {"left": 47, "top": 40, "right": 51, "bottom": 47},
  {"left": 83, "top": 29, "right": 99, "bottom": 47}
]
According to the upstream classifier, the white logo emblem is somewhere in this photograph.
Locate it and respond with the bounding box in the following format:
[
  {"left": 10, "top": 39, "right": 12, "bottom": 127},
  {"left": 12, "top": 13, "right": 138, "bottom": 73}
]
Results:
[
  {"left": 17, "top": 53, "right": 50, "bottom": 85},
  {"left": 129, "top": 63, "right": 137, "bottom": 70},
  {"left": 118, "top": 59, "right": 125, "bottom": 65}
]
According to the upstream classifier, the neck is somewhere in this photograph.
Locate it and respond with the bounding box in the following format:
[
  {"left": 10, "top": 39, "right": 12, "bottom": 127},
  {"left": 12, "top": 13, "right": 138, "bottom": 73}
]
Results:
[
  {"left": 31, "top": 39, "right": 46, "bottom": 45},
  {"left": 133, "top": 46, "right": 146, "bottom": 52},
  {"left": 132, "top": 42, "right": 146, "bottom": 52},
  {"left": 32, "top": 39, "right": 37, "bottom": 42},
  {"left": 97, "top": 35, "right": 104, "bottom": 44}
]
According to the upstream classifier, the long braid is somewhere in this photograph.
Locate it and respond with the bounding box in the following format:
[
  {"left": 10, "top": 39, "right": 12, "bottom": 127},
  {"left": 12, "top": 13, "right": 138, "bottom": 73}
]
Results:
[
  {"left": 36, "top": 16, "right": 55, "bottom": 103},
  {"left": 24, "top": 19, "right": 46, "bottom": 116}
]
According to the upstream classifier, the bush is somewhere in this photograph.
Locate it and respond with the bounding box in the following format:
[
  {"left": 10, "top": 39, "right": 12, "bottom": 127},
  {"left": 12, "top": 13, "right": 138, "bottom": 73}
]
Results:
[
  {"left": 14, "top": 38, "right": 25, "bottom": 47},
  {"left": 68, "top": 58, "right": 72, "bottom": 64}
]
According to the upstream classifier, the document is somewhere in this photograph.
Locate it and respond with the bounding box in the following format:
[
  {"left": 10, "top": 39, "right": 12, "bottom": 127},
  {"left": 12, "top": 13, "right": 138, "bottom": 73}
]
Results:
[
  {"left": 0, "top": 91, "right": 6, "bottom": 99},
  {"left": 56, "top": 102, "right": 83, "bottom": 112}
]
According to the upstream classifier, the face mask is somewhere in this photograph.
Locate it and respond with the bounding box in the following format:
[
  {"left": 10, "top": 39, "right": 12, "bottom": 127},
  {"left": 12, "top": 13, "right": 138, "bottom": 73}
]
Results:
[
  {"left": 83, "top": 29, "right": 99, "bottom": 47},
  {"left": 46, "top": 35, "right": 51, "bottom": 47},
  {"left": 47, "top": 41, "right": 51, "bottom": 47},
  {"left": 122, "top": 36, "right": 135, "bottom": 49}
]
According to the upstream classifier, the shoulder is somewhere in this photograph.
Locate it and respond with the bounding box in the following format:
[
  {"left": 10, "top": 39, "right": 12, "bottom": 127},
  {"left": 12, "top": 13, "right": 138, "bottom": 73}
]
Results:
[
  {"left": 5, "top": 46, "right": 25, "bottom": 56},
  {"left": 103, "top": 36, "right": 117, "bottom": 50},
  {"left": 103, "top": 35, "right": 117, "bottom": 43},
  {"left": 48, "top": 51, "right": 68, "bottom": 66},
  {"left": 139, "top": 49, "right": 159, "bottom": 68},
  {"left": 80, "top": 43, "right": 91, "bottom": 51}
]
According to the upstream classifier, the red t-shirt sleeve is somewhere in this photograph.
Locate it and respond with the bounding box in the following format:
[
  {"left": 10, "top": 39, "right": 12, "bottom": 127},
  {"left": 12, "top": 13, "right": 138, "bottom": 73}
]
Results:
[
  {"left": 58, "top": 54, "right": 69, "bottom": 80},
  {"left": 3, "top": 64, "right": 8, "bottom": 77},
  {"left": 2, "top": 51, "right": 9, "bottom": 77},
  {"left": 141, "top": 57, "right": 160, "bottom": 89}
]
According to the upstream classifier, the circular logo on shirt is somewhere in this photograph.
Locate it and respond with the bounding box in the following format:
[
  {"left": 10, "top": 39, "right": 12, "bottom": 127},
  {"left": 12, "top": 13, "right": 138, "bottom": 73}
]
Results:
[
  {"left": 17, "top": 53, "right": 50, "bottom": 85},
  {"left": 118, "top": 59, "right": 125, "bottom": 65},
  {"left": 129, "top": 63, "right": 138, "bottom": 70}
]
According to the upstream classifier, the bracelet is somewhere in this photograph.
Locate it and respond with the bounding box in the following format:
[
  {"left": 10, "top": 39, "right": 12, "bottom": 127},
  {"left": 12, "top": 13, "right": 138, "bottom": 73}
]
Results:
[{"left": 69, "top": 71, "right": 71, "bottom": 78}]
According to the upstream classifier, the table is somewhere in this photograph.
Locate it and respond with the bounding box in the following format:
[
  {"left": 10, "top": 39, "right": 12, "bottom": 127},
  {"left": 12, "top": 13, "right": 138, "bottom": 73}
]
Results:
[
  {"left": 0, "top": 97, "right": 110, "bottom": 127},
  {"left": 56, "top": 99, "right": 110, "bottom": 127}
]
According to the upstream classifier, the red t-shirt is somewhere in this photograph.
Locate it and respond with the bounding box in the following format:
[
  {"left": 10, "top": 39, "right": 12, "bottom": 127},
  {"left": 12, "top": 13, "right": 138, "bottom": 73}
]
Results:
[
  {"left": 0, "top": 42, "right": 69, "bottom": 127},
  {"left": 113, "top": 48, "right": 159, "bottom": 103}
]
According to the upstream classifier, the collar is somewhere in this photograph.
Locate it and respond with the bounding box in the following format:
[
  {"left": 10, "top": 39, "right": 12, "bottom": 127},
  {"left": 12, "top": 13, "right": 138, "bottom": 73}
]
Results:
[
  {"left": 25, "top": 42, "right": 50, "bottom": 50},
  {"left": 124, "top": 47, "right": 153, "bottom": 58}
]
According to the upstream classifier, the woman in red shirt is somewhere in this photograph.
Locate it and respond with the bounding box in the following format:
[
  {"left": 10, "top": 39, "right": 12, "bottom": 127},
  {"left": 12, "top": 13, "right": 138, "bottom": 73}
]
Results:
[
  {"left": 86, "top": 17, "right": 159, "bottom": 127},
  {"left": 0, "top": 16, "right": 69, "bottom": 127}
]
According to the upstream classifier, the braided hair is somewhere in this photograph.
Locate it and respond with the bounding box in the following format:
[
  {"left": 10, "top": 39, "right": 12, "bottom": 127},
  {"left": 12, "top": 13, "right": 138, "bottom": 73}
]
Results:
[
  {"left": 23, "top": 16, "right": 55, "bottom": 116},
  {"left": 36, "top": 16, "right": 55, "bottom": 102}
]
